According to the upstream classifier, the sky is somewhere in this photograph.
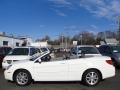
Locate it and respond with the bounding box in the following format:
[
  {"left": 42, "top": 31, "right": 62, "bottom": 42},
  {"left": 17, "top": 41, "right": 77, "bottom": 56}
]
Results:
[{"left": 0, "top": 0, "right": 120, "bottom": 40}]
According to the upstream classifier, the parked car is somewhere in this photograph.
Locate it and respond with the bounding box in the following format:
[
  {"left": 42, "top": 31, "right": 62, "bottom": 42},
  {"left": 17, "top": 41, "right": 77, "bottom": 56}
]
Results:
[
  {"left": 99, "top": 45, "right": 120, "bottom": 67},
  {"left": 71, "top": 45, "right": 101, "bottom": 57},
  {"left": 2, "top": 46, "right": 40, "bottom": 69},
  {"left": 4, "top": 52, "right": 115, "bottom": 86},
  {"left": 0, "top": 47, "right": 12, "bottom": 68}
]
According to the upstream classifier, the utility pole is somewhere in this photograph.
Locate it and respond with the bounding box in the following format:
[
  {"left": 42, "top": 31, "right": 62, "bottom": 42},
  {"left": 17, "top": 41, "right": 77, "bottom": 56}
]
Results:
[
  {"left": 61, "top": 34, "right": 64, "bottom": 49},
  {"left": 104, "top": 31, "right": 106, "bottom": 40},
  {"left": 65, "top": 35, "right": 68, "bottom": 49},
  {"left": 117, "top": 16, "right": 120, "bottom": 44},
  {"left": 80, "top": 34, "right": 82, "bottom": 45}
]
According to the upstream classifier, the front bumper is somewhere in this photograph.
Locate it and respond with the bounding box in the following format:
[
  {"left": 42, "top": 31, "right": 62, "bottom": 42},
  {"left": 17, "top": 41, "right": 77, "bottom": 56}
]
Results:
[
  {"left": 2, "top": 62, "right": 10, "bottom": 69},
  {"left": 4, "top": 70, "right": 13, "bottom": 81}
]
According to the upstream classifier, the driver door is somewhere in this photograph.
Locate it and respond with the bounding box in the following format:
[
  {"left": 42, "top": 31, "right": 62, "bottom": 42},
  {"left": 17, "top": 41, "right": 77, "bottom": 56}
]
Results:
[{"left": 33, "top": 57, "right": 68, "bottom": 81}]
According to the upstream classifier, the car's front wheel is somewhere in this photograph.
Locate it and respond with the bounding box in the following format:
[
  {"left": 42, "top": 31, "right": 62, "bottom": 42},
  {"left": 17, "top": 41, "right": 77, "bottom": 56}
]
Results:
[
  {"left": 82, "top": 69, "right": 101, "bottom": 86},
  {"left": 14, "top": 70, "right": 32, "bottom": 86}
]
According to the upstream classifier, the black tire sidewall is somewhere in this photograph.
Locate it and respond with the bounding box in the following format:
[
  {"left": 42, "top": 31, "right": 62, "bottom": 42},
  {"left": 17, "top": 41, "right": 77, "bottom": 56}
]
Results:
[
  {"left": 82, "top": 69, "right": 101, "bottom": 86},
  {"left": 14, "top": 70, "right": 32, "bottom": 86}
]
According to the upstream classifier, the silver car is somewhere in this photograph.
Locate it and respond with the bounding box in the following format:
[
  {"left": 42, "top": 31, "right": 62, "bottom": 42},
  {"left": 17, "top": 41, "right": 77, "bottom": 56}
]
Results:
[
  {"left": 71, "top": 45, "right": 101, "bottom": 57},
  {"left": 99, "top": 45, "right": 120, "bottom": 68}
]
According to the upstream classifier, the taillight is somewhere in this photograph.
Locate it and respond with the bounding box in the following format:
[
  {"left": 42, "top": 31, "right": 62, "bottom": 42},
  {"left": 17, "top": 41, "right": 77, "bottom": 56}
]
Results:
[{"left": 106, "top": 60, "right": 113, "bottom": 65}]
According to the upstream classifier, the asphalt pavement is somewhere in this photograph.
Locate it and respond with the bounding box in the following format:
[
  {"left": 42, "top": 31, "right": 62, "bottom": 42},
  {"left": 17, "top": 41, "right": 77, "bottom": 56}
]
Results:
[{"left": 0, "top": 68, "right": 120, "bottom": 90}]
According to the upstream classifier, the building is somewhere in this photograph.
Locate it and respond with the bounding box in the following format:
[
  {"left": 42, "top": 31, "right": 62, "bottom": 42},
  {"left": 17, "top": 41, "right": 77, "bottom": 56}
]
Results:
[
  {"left": 31, "top": 41, "right": 50, "bottom": 48},
  {"left": 0, "top": 32, "right": 32, "bottom": 47},
  {"left": 19, "top": 36, "right": 32, "bottom": 46},
  {"left": 100, "top": 38, "right": 119, "bottom": 45}
]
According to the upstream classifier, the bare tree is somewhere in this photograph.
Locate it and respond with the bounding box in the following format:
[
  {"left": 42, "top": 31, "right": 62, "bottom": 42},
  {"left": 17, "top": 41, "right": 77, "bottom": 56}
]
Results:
[{"left": 35, "top": 35, "right": 51, "bottom": 42}]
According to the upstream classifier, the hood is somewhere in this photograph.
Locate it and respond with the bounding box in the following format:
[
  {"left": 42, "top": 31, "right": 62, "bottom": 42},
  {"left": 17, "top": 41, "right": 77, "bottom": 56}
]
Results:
[
  {"left": 11, "top": 60, "right": 34, "bottom": 68},
  {"left": 113, "top": 53, "right": 120, "bottom": 59},
  {"left": 12, "top": 60, "right": 32, "bottom": 65},
  {"left": 3, "top": 55, "right": 31, "bottom": 61},
  {"left": 113, "top": 53, "right": 120, "bottom": 56}
]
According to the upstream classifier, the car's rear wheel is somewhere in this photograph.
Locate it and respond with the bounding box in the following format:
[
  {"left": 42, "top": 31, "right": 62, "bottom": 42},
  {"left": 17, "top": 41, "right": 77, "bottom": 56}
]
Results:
[
  {"left": 14, "top": 70, "right": 32, "bottom": 86},
  {"left": 82, "top": 69, "right": 101, "bottom": 86},
  {"left": 112, "top": 59, "right": 120, "bottom": 69}
]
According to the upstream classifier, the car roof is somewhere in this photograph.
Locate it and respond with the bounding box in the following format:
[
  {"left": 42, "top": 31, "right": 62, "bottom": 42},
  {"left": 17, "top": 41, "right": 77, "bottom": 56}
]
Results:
[
  {"left": 0, "top": 46, "right": 11, "bottom": 48},
  {"left": 100, "top": 45, "right": 120, "bottom": 47},
  {"left": 75, "top": 45, "right": 96, "bottom": 47},
  {"left": 13, "top": 46, "right": 37, "bottom": 49}
]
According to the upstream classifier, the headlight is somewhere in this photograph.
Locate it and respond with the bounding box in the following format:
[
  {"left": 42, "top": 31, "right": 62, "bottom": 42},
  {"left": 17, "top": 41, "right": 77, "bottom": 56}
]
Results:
[
  {"left": 6, "top": 65, "right": 12, "bottom": 70},
  {"left": 3, "top": 60, "right": 6, "bottom": 63}
]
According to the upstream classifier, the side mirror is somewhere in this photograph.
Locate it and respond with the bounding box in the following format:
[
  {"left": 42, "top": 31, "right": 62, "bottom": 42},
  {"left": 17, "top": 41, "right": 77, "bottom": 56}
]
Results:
[
  {"left": 38, "top": 59, "right": 42, "bottom": 63},
  {"left": 78, "top": 50, "right": 85, "bottom": 58}
]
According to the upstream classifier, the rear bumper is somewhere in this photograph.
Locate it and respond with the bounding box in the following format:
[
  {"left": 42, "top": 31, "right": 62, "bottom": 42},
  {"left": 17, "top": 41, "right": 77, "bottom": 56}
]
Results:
[{"left": 102, "top": 65, "right": 115, "bottom": 79}]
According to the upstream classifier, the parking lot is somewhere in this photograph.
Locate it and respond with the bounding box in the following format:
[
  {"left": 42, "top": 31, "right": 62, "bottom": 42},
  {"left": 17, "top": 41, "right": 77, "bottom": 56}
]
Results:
[{"left": 0, "top": 68, "right": 120, "bottom": 90}]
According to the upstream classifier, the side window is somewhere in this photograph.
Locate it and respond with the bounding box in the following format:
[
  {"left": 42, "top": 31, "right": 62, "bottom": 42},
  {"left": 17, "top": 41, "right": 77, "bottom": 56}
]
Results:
[
  {"left": 99, "top": 46, "right": 111, "bottom": 55},
  {"left": 36, "top": 48, "right": 41, "bottom": 53},
  {"left": 73, "top": 47, "right": 76, "bottom": 52},
  {"left": 34, "top": 48, "right": 38, "bottom": 54},
  {"left": 105, "top": 46, "right": 111, "bottom": 54},
  {"left": 3, "top": 41, "right": 8, "bottom": 46},
  {"left": 30, "top": 48, "right": 36, "bottom": 55},
  {"left": 99, "top": 46, "right": 105, "bottom": 54},
  {"left": 40, "top": 48, "right": 49, "bottom": 52},
  {"left": 16, "top": 42, "right": 19, "bottom": 46}
]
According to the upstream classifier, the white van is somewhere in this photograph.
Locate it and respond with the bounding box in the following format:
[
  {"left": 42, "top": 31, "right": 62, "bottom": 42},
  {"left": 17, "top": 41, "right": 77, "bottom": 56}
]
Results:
[{"left": 2, "top": 46, "right": 40, "bottom": 69}]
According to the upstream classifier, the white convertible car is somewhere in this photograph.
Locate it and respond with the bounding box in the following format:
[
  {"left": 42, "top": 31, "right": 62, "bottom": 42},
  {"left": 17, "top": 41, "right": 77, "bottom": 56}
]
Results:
[{"left": 4, "top": 52, "right": 115, "bottom": 86}]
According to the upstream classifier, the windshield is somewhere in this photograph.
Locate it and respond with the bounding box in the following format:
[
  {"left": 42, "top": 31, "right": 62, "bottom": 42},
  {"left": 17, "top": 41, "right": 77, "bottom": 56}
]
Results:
[
  {"left": 40, "top": 48, "right": 48, "bottom": 52},
  {"left": 0, "top": 47, "right": 12, "bottom": 55},
  {"left": 111, "top": 46, "right": 120, "bottom": 53},
  {"left": 30, "top": 52, "right": 47, "bottom": 61},
  {"left": 8, "top": 48, "right": 29, "bottom": 55},
  {"left": 78, "top": 47, "right": 99, "bottom": 54},
  {"left": 0, "top": 48, "right": 5, "bottom": 55},
  {"left": 30, "top": 55, "right": 40, "bottom": 61}
]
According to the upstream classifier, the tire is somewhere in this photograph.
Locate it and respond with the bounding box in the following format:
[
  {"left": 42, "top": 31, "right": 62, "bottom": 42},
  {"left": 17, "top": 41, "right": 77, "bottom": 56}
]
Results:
[
  {"left": 14, "top": 70, "right": 32, "bottom": 86},
  {"left": 82, "top": 69, "right": 101, "bottom": 86},
  {"left": 112, "top": 58, "right": 120, "bottom": 69}
]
